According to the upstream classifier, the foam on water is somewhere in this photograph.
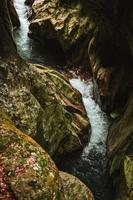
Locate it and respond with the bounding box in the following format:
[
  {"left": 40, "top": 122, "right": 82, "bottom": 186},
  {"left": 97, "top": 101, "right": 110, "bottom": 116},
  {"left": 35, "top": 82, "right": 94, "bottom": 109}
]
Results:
[
  {"left": 14, "top": 0, "right": 32, "bottom": 59},
  {"left": 13, "top": 1, "right": 112, "bottom": 198},
  {"left": 70, "top": 78, "right": 109, "bottom": 155}
]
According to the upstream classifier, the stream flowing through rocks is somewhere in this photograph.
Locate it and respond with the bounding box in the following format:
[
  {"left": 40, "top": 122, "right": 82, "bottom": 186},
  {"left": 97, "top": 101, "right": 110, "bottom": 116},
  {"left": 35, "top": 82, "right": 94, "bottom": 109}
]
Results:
[{"left": 13, "top": 1, "right": 113, "bottom": 199}]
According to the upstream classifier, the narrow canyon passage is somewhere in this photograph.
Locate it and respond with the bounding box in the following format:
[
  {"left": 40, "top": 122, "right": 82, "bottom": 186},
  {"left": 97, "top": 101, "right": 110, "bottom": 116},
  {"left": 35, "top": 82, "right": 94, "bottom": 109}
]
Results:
[
  {"left": 13, "top": 1, "right": 113, "bottom": 200},
  {"left": 59, "top": 78, "right": 113, "bottom": 200},
  {"left": 13, "top": 0, "right": 66, "bottom": 66}
]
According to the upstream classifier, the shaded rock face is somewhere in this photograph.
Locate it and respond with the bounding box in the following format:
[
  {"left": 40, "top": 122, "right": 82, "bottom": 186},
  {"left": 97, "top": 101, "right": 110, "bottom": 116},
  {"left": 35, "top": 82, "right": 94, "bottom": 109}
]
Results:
[
  {"left": 60, "top": 171, "right": 94, "bottom": 200},
  {"left": 28, "top": 0, "right": 133, "bottom": 113},
  {"left": 87, "top": 0, "right": 133, "bottom": 113},
  {"left": 105, "top": 2, "right": 133, "bottom": 198},
  {"left": 107, "top": 93, "right": 133, "bottom": 200},
  {"left": 0, "top": 60, "right": 89, "bottom": 159},
  {"left": 25, "top": 0, "right": 35, "bottom": 6},
  {"left": 0, "top": 0, "right": 17, "bottom": 58},
  {"left": 0, "top": 111, "right": 64, "bottom": 200},
  {"left": 8, "top": 0, "right": 20, "bottom": 27},
  {"left": 28, "top": 0, "right": 91, "bottom": 67}
]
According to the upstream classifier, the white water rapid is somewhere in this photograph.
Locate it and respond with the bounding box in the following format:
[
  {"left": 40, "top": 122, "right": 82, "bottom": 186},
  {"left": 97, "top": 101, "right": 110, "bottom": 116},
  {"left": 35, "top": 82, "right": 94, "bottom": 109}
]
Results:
[
  {"left": 70, "top": 78, "right": 109, "bottom": 155},
  {"left": 14, "top": 0, "right": 32, "bottom": 59},
  {"left": 60, "top": 77, "right": 112, "bottom": 200},
  {"left": 13, "top": 0, "right": 66, "bottom": 66}
]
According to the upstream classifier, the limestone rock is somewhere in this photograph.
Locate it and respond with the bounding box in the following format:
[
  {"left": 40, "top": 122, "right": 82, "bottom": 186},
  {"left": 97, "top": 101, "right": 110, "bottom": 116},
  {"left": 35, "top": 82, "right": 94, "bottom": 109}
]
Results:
[
  {"left": 0, "top": 60, "right": 90, "bottom": 158},
  {"left": 0, "top": 111, "right": 64, "bottom": 199},
  {"left": 28, "top": 0, "right": 133, "bottom": 113},
  {"left": 8, "top": 0, "right": 20, "bottom": 27},
  {"left": 60, "top": 171, "right": 94, "bottom": 200},
  {"left": 0, "top": 110, "right": 94, "bottom": 199},
  {"left": 0, "top": 0, "right": 17, "bottom": 57},
  {"left": 88, "top": 25, "right": 133, "bottom": 113},
  {"left": 28, "top": 0, "right": 91, "bottom": 66},
  {"left": 107, "top": 94, "right": 133, "bottom": 200}
]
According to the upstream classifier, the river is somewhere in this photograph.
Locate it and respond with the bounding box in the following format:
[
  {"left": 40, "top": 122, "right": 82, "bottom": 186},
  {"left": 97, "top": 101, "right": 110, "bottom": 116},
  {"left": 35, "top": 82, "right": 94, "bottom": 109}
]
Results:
[
  {"left": 58, "top": 77, "right": 113, "bottom": 200},
  {"left": 13, "top": 0, "right": 66, "bottom": 67},
  {"left": 13, "top": 1, "right": 113, "bottom": 200}
]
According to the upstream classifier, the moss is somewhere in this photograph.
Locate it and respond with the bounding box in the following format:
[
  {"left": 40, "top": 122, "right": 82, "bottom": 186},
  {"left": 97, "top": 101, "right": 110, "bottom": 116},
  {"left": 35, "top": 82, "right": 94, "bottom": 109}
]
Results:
[
  {"left": 0, "top": 59, "right": 89, "bottom": 159},
  {"left": 0, "top": 137, "right": 9, "bottom": 151},
  {"left": 19, "top": 157, "right": 26, "bottom": 165},
  {"left": 36, "top": 193, "right": 51, "bottom": 200},
  {"left": 0, "top": 117, "right": 63, "bottom": 199},
  {"left": 38, "top": 157, "right": 47, "bottom": 168}
]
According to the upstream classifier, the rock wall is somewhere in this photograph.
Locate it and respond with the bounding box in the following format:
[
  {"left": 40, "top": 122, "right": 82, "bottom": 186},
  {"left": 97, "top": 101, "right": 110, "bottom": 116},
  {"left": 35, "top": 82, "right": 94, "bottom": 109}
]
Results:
[
  {"left": 28, "top": 0, "right": 91, "bottom": 67},
  {"left": 28, "top": 0, "right": 133, "bottom": 113},
  {"left": 106, "top": 1, "right": 133, "bottom": 199},
  {"left": 0, "top": 0, "right": 17, "bottom": 58},
  {"left": 8, "top": 0, "right": 20, "bottom": 27},
  {"left": 107, "top": 93, "right": 133, "bottom": 200}
]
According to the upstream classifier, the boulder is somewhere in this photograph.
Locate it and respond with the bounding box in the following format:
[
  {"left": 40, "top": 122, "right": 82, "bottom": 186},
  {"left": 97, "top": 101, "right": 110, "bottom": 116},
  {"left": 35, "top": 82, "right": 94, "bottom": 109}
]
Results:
[
  {"left": 107, "top": 93, "right": 133, "bottom": 200},
  {"left": 0, "top": 60, "right": 90, "bottom": 158},
  {"left": 0, "top": 110, "right": 64, "bottom": 199},
  {"left": 0, "top": 110, "right": 94, "bottom": 199},
  {"left": 60, "top": 171, "right": 94, "bottom": 200}
]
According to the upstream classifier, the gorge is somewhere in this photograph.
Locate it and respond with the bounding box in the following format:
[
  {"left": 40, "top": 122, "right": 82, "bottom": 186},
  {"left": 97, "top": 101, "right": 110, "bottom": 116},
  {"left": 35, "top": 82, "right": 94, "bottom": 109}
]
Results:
[
  {"left": 13, "top": 1, "right": 111, "bottom": 199},
  {"left": 0, "top": 0, "right": 133, "bottom": 200}
]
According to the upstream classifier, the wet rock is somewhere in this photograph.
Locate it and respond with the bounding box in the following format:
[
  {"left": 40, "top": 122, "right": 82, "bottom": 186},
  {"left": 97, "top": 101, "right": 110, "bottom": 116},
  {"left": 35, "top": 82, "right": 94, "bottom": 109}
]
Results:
[
  {"left": 107, "top": 93, "right": 133, "bottom": 200},
  {"left": 8, "top": 0, "right": 20, "bottom": 27},
  {"left": 60, "top": 171, "right": 94, "bottom": 200},
  {"left": 0, "top": 110, "right": 64, "bottom": 199},
  {"left": 0, "top": 0, "right": 17, "bottom": 57},
  {"left": 0, "top": 60, "right": 90, "bottom": 158},
  {"left": 0, "top": 110, "right": 94, "bottom": 199},
  {"left": 25, "top": 0, "right": 35, "bottom": 6},
  {"left": 28, "top": 0, "right": 133, "bottom": 113},
  {"left": 88, "top": 24, "right": 133, "bottom": 113},
  {"left": 28, "top": 0, "right": 91, "bottom": 67}
]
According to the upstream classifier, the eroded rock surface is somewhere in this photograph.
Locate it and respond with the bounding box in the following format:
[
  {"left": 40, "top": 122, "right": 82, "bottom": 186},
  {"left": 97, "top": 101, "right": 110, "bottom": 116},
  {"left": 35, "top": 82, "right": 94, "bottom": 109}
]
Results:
[
  {"left": 0, "top": 111, "right": 64, "bottom": 200},
  {"left": 0, "top": 110, "right": 94, "bottom": 199},
  {"left": 8, "top": 0, "right": 20, "bottom": 27},
  {"left": 28, "top": 0, "right": 91, "bottom": 67},
  {"left": 0, "top": 0, "right": 18, "bottom": 58},
  {"left": 28, "top": 0, "right": 133, "bottom": 113},
  {"left": 60, "top": 171, "right": 94, "bottom": 200},
  {"left": 0, "top": 60, "right": 89, "bottom": 158},
  {"left": 107, "top": 94, "right": 133, "bottom": 200}
]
